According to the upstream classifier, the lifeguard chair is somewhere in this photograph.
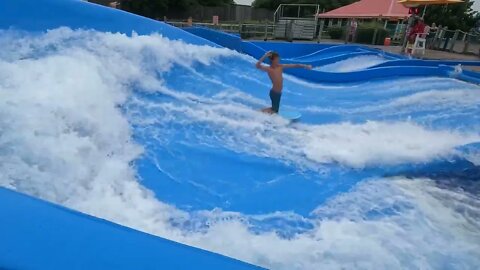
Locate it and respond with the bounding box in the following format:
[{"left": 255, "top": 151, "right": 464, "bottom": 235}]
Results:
[{"left": 406, "top": 32, "right": 427, "bottom": 56}]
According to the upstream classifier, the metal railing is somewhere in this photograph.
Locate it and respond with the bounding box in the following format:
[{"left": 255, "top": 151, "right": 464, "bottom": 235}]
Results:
[
  {"left": 273, "top": 4, "right": 319, "bottom": 41},
  {"left": 167, "top": 21, "right": 239, "bottom": 33},
  {"left": 427, "top": 28, "right": 480, "bottom": 55},
  {"left": 241, "top": 23, "right": 275, "bottom": 40},
  {"left": 273, "top": 4, "right": 319, "bottom": 22},
  {"left": 167, "top": 21, "right": 276, "bottom": 40},
  {"left": 168, "top": 19, "right": 480, "bottom": 56}
]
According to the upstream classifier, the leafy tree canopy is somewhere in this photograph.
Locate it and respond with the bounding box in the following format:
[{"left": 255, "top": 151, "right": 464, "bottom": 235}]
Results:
[
  {"left": 122, "top": 0, "right": 233, "bottom": 19},
  {"left": 424, "top": 0, "right": 478, "bottom": 31}
]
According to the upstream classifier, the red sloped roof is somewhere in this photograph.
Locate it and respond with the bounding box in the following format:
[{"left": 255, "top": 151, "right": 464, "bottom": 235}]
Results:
[{"left": 318, "top": 0, "right": 409, "bottom": 19}]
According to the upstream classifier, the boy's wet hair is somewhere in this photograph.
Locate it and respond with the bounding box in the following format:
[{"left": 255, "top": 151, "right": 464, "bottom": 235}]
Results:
[{"left": 269, "top": 51, "right": 280, "bottom": 60}]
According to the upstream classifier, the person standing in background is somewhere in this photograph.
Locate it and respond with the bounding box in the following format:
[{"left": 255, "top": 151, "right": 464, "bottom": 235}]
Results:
[
  {"left": 348, "top": 19, "right": 358, "bottom": 43},
  {"left": 426, "top": 22, "right": 437, "bottom": 48},
  {"left": 424, "top": 23, "right": 431, "bottom": 37}
]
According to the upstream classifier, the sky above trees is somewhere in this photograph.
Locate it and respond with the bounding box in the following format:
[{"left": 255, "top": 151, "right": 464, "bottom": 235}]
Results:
[
  {"left": 235, "top": 0, "right": 254, "bottom": 4},
  {"left": 473, "top": 0, "right": 480, "bottom": 11}
]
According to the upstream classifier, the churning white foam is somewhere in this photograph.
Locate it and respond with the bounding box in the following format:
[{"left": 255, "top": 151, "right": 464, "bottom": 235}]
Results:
[
  {"left": 139, "top": 98, "right": 479, "bottom": 168},
  {"left": 315, "top": 55, "right": 388, "bottom": 72},
  {"left": 1, "top": 28, "right": 479, "bottom": 270},
  {"left": 205, "top": 177, "right": 480, "bottom": 269},
  {"left": 304, "top": 88, "right": 480, "bottom": 117}
]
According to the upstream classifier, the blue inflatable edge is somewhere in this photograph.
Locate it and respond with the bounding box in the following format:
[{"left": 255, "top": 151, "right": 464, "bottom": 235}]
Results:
[
  {"left": 0, "top": 1, "right": 264, "bottom": 269},
  {"left": 184, "top": 26, "right": 480, "bottom": 84},
  {"left": 0, "top": 187, "right": 264, "bottom": 270},
  {"left": 372, "top": 59, "right": 480, "bottom": 68}
]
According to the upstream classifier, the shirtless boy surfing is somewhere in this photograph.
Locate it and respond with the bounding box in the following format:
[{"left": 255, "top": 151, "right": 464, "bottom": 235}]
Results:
[{"left": 256, "top": 51, "right": 312, "bottom": 114}]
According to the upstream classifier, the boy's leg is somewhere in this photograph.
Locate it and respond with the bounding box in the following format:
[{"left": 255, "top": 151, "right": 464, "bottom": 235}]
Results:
[{"left": 269, "top": 90, "right": 282, "bottom": 113}]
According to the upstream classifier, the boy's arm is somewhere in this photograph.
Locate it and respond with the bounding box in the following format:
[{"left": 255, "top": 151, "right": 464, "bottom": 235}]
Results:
[
  {"left": 255, "top": 51, "right": 271, "bottom": 71},
  {"left": 282, "top": 63, "right": 313, "bottom": 69}
]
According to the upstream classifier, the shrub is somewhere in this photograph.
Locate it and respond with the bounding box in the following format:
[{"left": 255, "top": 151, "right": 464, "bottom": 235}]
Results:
[
  {"left": 355, "top": 24, "right": 389, "bottom": 45},
  {"left": 240, "top": 31, "right": 254, "bottom": 39},
  {"left": 328, "top": 27, "right": 344, "bottom": 39}
]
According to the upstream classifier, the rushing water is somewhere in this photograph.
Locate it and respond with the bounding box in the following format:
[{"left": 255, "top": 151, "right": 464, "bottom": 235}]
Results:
[
  {"left": 1, "top": 28, "right": 479, "bottom": 269},
  {"left": 315, "top": 55, "right": 388, "bottom": 72}
]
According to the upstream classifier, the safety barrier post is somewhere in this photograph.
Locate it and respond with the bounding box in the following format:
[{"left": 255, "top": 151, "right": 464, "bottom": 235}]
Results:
[
  {"left": 264, "top": 21, "right": 268, "bottom": 41},
  {"left": 463, "top": 33, "right": 470, "bottom": 54},
  {"left": 372, "top": 28, "right": 378, "bottom": 45},
  {"left": 394, "top": 20, "right": 401, "bottom": 41},
  {"left": 291, "top": 20, "right": 295, "bottom": 41},
  {"left": 317, "top": 19, "right": 324, "bottom": 43},
  {"left": 431, "top": 28, "right": 440, "bottom": 49},
  {"left": 440, "top": 28, "right": 447, "bottom": 49},
  {"left": 344, "top": 21, "right": 350, "bottom": 44},
  {"left": 436, "top": 27, "right": 445, "bottom": 50},
  {"left": 239, "top": 21, "right": 244, "bottom": 38},
  {"left": 443, "top": 30, "right": 450, "bottom": 50},
  {"left": 449, "top": 29, "right": 459, "bottom": 52}
]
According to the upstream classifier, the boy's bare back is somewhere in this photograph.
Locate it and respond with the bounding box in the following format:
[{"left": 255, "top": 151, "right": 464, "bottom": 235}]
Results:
[{"left": 266, "top": 65, "right": 284, "bottom": 92}]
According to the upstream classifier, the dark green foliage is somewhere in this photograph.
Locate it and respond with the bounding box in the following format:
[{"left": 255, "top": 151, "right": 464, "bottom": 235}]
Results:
[
  {"left": 424, "top": 0, "right": 477, "bottom": 31},
  {"left": 240, "top": 31, "right": 255, "bottom": 39},
  {"left": 354, "top": 22, "right": 388, "bottom": 45},
  {"left": 253, "top": 0, "right": 478, "bottom": 32},
  {"left": 327, "top": 27, "right": 343, "bottom": 39},
  {"left": 252, "top": 0, "right": 356, "bottom": 11},
  {"left": 122, "top": 0, "right": 234, "bottom": 19},
  {"left": 198, "top": 0, "right": 234, "bottom": 6}
]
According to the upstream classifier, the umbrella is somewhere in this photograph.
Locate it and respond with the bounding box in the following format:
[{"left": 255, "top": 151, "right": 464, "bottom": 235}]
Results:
[
  {"left": 398, "top": 0, "right": 463, "bottom": 16},
  {"left": 398, "top": 0, "right": 463, "bottom": 6}
]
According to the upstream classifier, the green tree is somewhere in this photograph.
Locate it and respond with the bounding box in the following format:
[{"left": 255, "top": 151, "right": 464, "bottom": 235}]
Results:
[
  {"left": 424, "top": 0, "right": 477, "bottom": 31},
  {"left": 122, "top": 0, "right": 233, "bottom": 19},
  {"left": 198, "top": 0, "right": 233, "bottom": 5}
]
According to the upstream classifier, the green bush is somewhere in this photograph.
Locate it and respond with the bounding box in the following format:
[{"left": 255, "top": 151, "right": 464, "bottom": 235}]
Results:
[
  {"left": 240, "top": 31, "right": 254, "bottom": 39},
  {"left": 355, "top": 25, "right": 389, "bottom": 45},
  {"left": 327, "top": 27, "right": 344, "bottom": 39},
  {"left": 357, "top": 27, "right": 388, "bottom": 45}
]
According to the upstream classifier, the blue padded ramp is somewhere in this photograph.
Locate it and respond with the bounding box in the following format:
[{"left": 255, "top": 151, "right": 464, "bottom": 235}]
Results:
[{"left": 0, "top": 187, "right": 264, "bottom": 270}]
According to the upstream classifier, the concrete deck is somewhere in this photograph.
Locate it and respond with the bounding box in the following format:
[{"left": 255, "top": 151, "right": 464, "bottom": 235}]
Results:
[
  {"left": 371, "top": 45, "right": 479, "bottom": 60},
  {"left": 370, "top": 45, "right": 480, "bottom": 71}
]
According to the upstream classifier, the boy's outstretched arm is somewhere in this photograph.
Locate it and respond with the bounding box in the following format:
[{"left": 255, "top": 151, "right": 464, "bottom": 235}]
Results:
[
  {"left": 282, "top": 63, "right": 313, "bottom": 69},
  {"left": 256, "top": 51, "right": 272, "bottom": 71}
]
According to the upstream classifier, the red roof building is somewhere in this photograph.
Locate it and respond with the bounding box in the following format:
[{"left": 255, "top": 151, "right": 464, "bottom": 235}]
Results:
[{"left": 317, "top": 0, "right": 409, "bottom": 20}]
